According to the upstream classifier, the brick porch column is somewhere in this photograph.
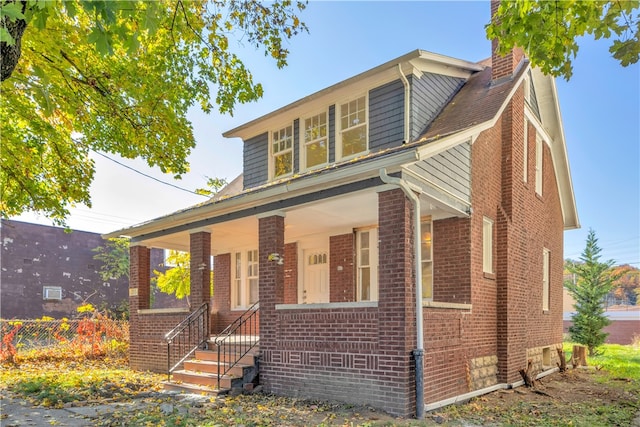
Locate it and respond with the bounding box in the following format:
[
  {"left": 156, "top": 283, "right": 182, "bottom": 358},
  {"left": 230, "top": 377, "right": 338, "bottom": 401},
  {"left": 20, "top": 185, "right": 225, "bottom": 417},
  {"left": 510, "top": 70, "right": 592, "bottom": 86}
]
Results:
[
  {"left": 189, "top": 230, "right": 211, "bottom": 310},
  {"left": 377, "top": 188, "right": 417, "bottom": 416},
  {"left": 258, "top": 212, "right": 285, "bottom": 392},
  {"left": 129, "top": 244, "right": 150, "bottom": 370}
]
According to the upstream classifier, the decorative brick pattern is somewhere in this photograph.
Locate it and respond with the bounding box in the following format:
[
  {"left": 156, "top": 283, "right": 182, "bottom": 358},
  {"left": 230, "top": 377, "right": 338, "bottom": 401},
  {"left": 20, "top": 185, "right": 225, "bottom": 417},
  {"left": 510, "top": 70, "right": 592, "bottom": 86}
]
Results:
[
  {"left": 329, "top": 233, "right": 355, "bottom": 302},
  {"left": 469, "top": 355, "right": 498, "bottom": 390}
]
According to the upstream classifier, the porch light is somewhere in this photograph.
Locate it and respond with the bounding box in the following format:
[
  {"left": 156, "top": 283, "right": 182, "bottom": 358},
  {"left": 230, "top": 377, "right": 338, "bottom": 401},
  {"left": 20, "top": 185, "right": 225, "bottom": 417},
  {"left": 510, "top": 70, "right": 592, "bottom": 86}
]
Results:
[{"left": 268, "top": 253, "right": 284, "bottom": 265}]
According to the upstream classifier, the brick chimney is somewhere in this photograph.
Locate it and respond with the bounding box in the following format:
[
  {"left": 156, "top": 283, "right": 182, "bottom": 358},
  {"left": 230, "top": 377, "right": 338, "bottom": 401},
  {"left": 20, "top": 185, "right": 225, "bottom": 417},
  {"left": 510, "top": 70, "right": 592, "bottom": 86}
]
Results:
[{"left": 490, "top": 0, "right": 525, "bottom": 81}]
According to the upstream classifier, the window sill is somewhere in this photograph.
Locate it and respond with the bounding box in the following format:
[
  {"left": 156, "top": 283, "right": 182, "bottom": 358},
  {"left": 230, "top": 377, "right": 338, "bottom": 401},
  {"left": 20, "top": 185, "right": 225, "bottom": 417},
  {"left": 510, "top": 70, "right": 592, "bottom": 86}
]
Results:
[
  {"left": 231, "top": 306, "right": 259, "bottom": 312},
  {"left": 422, "top": 300, "right": 472, "bottom": 310},
  {"left": 138, "top": 308, "right": 190, "bottom": 315},
  {"left": 276, "top": 301, "right": 378, "bottom": 310},
  {"left": 483, "top": 272, "right": 496, "bottom": 280},
  {"left": 542, "top": 309, "right": 550, "bottom": 314}
]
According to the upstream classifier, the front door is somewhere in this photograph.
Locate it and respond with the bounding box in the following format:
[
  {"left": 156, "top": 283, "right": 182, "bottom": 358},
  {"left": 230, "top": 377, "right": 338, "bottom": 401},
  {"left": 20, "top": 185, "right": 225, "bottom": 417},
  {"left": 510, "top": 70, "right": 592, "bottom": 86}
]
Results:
[{"left": 303, "top": 249, "right": 329, "bottom": 303}]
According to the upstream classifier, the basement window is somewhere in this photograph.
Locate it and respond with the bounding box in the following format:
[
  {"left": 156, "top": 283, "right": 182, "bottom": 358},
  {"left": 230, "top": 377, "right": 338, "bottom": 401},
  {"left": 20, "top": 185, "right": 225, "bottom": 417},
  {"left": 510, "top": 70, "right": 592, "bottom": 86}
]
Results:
[{"left": 43, "top": 286, "right": 62, "bottom": 300}]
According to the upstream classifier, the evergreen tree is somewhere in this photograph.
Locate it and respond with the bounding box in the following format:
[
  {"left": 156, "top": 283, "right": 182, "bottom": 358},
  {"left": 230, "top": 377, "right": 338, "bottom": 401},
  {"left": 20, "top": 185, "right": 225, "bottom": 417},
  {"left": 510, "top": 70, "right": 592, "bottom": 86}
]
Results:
[{"left": 565, "top": 230, "right": 620, "bottom": 354}]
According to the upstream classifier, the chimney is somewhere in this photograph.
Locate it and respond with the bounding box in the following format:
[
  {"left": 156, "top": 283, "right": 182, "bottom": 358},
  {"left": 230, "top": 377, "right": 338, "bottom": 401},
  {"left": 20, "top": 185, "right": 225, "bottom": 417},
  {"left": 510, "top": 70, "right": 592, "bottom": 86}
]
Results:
[{"left": 490, "top": 0, "right": 525, "bottom": 81}]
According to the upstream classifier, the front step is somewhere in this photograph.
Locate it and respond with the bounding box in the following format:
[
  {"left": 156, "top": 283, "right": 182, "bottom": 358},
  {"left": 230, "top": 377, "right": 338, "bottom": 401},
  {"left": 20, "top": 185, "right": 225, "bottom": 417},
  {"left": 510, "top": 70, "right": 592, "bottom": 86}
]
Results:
[{"left": 163, "top": 336, "right": 260, "bottom": 396}]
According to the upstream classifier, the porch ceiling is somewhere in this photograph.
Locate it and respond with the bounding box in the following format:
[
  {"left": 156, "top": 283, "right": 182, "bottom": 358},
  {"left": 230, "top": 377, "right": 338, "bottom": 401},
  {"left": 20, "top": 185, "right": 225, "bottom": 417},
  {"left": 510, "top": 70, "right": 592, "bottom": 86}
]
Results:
[{"left": 137, "top": 186, "right": 457, "bottom": 254}]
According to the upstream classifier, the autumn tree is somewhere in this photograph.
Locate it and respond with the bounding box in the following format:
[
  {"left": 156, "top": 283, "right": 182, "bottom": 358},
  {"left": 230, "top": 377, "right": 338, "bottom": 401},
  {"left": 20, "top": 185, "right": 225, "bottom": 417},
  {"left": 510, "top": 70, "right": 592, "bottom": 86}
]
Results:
[
  {"left": 565, "top": 230, "right": 621, "bottom": 354},
  {"left": 0, "top": 0, "right": 307, "bottom": 225},
  {"left": 92, "top": 237, "right": 130, "bottom": 281},
  {"left": 607, "top": 264, "right": 639, "bottom": 305},
  {"left": 153, "top": 250, "right": 213, "bottom": 308},
  {"left": 487, "top": 0, "right": 639, "bottom": 79}
]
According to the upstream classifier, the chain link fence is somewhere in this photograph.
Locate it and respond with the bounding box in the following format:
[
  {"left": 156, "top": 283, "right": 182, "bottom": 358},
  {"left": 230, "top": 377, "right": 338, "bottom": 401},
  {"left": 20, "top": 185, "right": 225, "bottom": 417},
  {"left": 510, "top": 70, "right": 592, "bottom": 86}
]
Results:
[{"left": 0, "top": 317, "right": 128, "bottom": 362}]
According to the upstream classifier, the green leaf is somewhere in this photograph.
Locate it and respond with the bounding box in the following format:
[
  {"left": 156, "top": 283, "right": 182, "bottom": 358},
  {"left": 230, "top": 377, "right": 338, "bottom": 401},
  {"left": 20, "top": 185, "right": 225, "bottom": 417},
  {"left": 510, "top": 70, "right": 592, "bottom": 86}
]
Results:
[
  {"left": 1, "top": 2, "right": 26, "bottom": 21},
  {"left": 0, "top": 27, "right": 15, "bottom": 45}
]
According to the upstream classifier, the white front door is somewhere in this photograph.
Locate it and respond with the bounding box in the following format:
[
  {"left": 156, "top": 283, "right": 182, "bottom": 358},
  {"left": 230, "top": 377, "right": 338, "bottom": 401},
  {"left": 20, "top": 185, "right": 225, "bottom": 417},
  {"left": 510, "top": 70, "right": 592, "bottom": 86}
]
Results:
[{"left": 303, "top": 249, "right": 329, "bottom": 303}]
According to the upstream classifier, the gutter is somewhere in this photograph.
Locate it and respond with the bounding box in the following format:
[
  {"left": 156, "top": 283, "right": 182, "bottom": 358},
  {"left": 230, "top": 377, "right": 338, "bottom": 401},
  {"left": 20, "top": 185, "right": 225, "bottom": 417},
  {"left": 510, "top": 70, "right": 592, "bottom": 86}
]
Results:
[
  {"left": 378, "top": 168, "right": 424, "bottom": 420},
  {"left": 398, "top": 64, "right": 410, "bottom": 143}
]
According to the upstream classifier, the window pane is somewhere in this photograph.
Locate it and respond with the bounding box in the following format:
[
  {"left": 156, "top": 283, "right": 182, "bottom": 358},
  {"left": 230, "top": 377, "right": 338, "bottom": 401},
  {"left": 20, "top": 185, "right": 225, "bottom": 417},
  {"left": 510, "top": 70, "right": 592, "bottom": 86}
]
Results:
[
  {"left": 360, "top": 231, "right": 369, "bottom": 249},
  {"left": 422, "top": 262, "right": 433, "bottom": 299},
  {"left": 249, "top": 278, "right": 259, "bottom": 304},
  {"left": 342, "top": 126, "right": 367, "bottom": 156},
  {"left": 421, "top": 222, "right": 432, "bottom": 262},
  {"left": 360, "top": 267, "right": 370, "bottom": 300},
  {"left": 274, "top": 152, "right": 292, "bottom": 177},
  {"left": 306, "top": 139, "right": 327, "bottom": 168}
]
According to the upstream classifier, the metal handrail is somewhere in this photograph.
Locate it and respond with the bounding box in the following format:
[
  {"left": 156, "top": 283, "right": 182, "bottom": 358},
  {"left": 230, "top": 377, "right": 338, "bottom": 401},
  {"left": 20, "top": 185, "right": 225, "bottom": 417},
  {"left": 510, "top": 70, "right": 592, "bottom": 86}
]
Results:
[
  {"left": 212, "top": 301, "right": 259, "bottom": 389},
  {"left": 165, "top": 302, "right": 209, "bottom": 381}
]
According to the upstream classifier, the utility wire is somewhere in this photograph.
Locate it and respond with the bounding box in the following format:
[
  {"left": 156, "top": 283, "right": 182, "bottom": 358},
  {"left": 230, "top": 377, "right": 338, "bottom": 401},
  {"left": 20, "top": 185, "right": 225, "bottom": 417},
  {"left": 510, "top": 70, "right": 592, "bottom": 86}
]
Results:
[{"left": 92, "top": 150, "right": 208, "bottom": 198}]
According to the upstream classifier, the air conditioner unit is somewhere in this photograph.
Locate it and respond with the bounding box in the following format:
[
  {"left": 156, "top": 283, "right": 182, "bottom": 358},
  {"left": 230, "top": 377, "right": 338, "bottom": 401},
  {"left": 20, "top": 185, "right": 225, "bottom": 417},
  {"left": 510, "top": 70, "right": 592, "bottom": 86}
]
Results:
[{"left": 43, "top": 286, "right": 62, "bottom": 300}]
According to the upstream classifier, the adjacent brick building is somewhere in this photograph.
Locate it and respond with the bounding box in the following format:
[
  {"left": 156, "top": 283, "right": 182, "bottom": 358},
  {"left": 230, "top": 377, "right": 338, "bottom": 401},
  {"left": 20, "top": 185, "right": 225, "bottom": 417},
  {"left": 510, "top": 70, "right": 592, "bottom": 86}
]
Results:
[{"left": 108, "top": 12, "right": 579, "bottom": 417}]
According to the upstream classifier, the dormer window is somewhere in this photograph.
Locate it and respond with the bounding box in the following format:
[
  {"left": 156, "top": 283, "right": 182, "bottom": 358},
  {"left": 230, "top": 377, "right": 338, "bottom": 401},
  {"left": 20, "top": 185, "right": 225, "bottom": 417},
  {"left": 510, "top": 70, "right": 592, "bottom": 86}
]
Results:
[
  {"left": 271, "top": 124, "right": 293, "bottom": 178},
  {"left": 338, "top": 95, "right": 368, "bottom": 159},
  {"left": 303, "top": 111, "right": 328, "bottom": 170}
]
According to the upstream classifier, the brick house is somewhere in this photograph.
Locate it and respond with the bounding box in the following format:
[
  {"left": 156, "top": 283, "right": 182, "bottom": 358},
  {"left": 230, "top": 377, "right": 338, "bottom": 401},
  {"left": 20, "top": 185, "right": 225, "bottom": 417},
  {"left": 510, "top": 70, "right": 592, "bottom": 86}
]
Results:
[
  {"left": 0, "top": 219, "right": 186, "bottom": 319},
  {"left": 107, "top": 26, "right": 579, "bottom": 416}
]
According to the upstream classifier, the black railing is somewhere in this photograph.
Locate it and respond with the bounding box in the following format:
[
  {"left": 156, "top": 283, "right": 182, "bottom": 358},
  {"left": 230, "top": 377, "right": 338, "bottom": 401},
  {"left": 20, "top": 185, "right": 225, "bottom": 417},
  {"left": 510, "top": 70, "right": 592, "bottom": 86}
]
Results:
[
  {"left": 212, "top": 301, "right": 259, "bottom": 389},
  {"left": 165, "top": 302, "right": 209, "bottom": 381}
]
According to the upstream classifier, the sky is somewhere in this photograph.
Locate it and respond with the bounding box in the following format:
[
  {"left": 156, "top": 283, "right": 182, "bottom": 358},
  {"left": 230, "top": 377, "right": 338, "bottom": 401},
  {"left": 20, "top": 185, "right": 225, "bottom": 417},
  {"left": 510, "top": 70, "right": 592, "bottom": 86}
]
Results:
[{"left": 12, "top": 1, "right": 640, "bottom": 267}]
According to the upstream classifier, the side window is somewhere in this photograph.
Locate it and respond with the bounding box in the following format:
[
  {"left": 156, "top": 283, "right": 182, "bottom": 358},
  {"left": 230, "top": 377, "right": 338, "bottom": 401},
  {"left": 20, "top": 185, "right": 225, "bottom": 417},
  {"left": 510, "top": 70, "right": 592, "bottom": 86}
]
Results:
[
  {"left": 339, "top": 95, "right": 368, "bottom": 159},
  {"left": 232, "top": 249, "right": 259, "bottom": 309},
  {"left": 302, "top": 111, "right": 328, "bottom": 170},
  {"left": 356, "top": 227, "right": 378, "bottom": 301},
  {"left": 421, "top": 220, "right": 433, "bottom": 299},
  {"left": 523, "top": 119, "right": 529, "bottom": 183},
  {"left": 483, "top": 217, "right": 493, "bottom": 274},
  {"left": 542, "top": 248, "right": 550, "bottom": 311},
  {"left": 271, "top": 125, "right": 293, "bottom": 179}
]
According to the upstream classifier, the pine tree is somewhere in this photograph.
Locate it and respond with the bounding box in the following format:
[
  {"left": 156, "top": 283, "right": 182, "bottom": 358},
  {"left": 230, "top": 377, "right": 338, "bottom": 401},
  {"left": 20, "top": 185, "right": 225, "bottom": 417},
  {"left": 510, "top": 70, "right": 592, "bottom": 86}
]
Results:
[{"left": 565, "top": 230, "right": 620, "bottom": 354}]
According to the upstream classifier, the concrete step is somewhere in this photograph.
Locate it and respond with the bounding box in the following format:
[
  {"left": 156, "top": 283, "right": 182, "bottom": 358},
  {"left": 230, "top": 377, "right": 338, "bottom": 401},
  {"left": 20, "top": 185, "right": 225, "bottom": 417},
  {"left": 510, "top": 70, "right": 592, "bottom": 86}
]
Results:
[
  {"left": 171, "top": 370, "right": 235, "bottom": 389},
  {"left": 195, "top": 349, "right": 258, "bottom": 365},
  {"left": 183, "top": 359, "right": 248, "bottom": 377},
  {"left": 161, "top": 380, "right": 228, "bottom": 396}
]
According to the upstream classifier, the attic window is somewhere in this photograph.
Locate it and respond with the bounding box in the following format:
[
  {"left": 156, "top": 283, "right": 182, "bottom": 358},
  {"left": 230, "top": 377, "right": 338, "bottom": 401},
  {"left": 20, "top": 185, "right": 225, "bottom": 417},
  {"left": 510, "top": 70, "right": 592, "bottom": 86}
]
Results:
[
  {"left": 271, "top": 125, "right": 293, "bottom": 178},
  {"left": 43, "top": 286, "right": 62, "bottom": 300},
  {"left": 338, "top": 95, "right": 368, "bottom": 159}
]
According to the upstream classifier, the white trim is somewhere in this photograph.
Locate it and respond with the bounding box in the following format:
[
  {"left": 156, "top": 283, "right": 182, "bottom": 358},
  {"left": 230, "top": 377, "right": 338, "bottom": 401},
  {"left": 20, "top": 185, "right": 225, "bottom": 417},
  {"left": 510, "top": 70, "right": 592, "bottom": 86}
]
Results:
[
  {"left": 356, "top": 226, "right": 378, "bottom": 302},
  {"left": 423, "top": 300, "right": 472, "bottom": 310},
  {"left": 276, "top": 301, "right": 378, "bottom": 310},
  {"left": 256, "top": 210, "right": 286, "bottom": 219},
  {"left": 269, "top": 122, "right": 295, "bottom": 180},
  {"left": 535, "top": 132, "right": 544, "bottom": 196},
  {"left": 483, "top": 217, "right": 494, "bottom": 274},
  {"left": 542, "top": 248, "right": 550, "bottom": 312},
  {"left": 523, "top": 118, "right": 529, "bottom": 183}
]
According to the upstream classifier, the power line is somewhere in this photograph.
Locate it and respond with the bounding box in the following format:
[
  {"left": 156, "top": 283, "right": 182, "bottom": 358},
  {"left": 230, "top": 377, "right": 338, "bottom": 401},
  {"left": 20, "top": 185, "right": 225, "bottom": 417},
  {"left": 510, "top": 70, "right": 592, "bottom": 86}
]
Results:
[{"left": 92, "top": 150, "right": 208, "bottom": 198}]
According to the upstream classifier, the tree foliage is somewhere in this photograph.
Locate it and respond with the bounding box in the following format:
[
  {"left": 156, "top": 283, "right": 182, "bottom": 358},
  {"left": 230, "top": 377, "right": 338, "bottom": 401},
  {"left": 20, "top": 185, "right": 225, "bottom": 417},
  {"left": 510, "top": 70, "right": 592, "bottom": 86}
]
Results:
[
  {"left": 92, "top": 237, "right": 130, "bottom": 282},
  {"left": 565, "top": 230, "right": 621, "bottom": 354},
  {"left": 0, "top": 0, "right": 307, "bottom": 225},
  {"left": 606, "top": 264, "right": 639, "bottom": 305},
  {"left": 153, "top": 250, "right": 191, "bottom": 302},
  {"left": 487, "top": 0, "right": 639, "bottom": 80}
]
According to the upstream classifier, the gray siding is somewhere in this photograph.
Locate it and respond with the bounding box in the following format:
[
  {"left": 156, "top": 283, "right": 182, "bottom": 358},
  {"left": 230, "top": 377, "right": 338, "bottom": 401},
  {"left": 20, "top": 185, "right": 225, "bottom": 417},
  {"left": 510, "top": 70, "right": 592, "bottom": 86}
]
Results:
[
  {"left": 408, "top": 141, "right": 471, "bottom": 202},
  {"left": 243, "top": 132, "right": 269, "bottom": 189},
  {"left": 410, "top": 73, "right": 465, "bottom": 141},
  {"left": 328, "top": 105, "right": 335, "bottom": 163},
  {"left": 293, "top": 119, "right": 300, "bottom": 174},
  {"left": 369, "top": 79, "right": 405, "bottom": 151}
]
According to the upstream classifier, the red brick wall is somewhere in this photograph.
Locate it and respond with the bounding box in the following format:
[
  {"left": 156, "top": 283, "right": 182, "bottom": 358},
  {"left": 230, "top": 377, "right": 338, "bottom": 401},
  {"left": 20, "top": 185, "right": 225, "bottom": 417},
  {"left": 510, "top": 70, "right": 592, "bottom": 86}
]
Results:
[
  {"left": 490, "top": 0, "right": 525, "bottom": 81},
  {"left": 433, "top": 217, "right": 471, "bottom": 304},
  {"left": 284, "top": 243, "right": 298, "bottom": 304},
  {"left": 330, "top": 233, "right": 355, "bottom": 302},
  {"left": 189, "top": 231, "right": 211, "bottom": 308},
  {"left": 130, "top": 312, "right": 189, "bottom": 372}
]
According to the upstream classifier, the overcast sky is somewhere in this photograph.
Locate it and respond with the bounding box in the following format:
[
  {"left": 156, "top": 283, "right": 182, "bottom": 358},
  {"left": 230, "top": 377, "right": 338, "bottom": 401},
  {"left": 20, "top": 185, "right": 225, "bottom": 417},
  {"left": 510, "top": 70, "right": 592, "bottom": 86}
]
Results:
[{"left": 13, "top": 1, "right": 640, "bottom": 267}]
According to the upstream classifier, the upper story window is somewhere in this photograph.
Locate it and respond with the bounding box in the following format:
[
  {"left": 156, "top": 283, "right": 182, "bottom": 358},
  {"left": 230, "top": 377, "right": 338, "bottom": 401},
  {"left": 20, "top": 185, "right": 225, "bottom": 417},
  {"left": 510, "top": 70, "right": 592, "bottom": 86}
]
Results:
[
  {"left": 271, "top": 125, "right": 293, "bottom": 179},
  {"left": 303, "top": 111, "right": 328, "bottom": 170},
  {"left": 339, "top": 95, "right": 368, "bottom": 159}
]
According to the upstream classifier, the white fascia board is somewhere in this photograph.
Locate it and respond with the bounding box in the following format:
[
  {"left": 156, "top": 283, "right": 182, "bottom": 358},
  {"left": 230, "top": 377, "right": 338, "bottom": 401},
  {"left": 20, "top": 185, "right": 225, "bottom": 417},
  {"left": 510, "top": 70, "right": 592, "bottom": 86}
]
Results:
[
  {"left": 225, "top": 50, "right": 482, "bottom": 140},
  {"left": 104, "top": 149, "right": 420, "bottom": 240}
]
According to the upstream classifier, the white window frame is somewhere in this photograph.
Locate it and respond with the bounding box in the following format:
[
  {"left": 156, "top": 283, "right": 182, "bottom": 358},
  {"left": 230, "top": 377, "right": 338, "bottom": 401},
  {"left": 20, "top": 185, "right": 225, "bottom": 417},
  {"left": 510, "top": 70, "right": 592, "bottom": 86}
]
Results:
[
  {"left": 524, "top": 72, "right": 531, "bottom": 104},
  {"left": 535, "top": 133, "right": 543, "bottom": 196},
  {"left": 337, "top": 94, "right": 368, "bottom": 160},
  {"left": 523, "top": 119, "right": 529, "bottom": 183},
  {"left": 421, "top": 219, "right": 433, "bottom": 300},
  {"left": 232, "top": 249, "right": 259, "bottom": 310},
  {"left": 542, "top": 248, "right": 550, "bottom": 312},
  {"left": 270, "top": 124, "right": 294, "bottom": 180},
  {"left": 483, "top": 217, "right": 494, "bottom": 274},
  {"left": 43, "top": 286, "right": 62, "bottom": 300},
  {"left": 301, "top": 110, "right": 329, "bottom": 171},
  {"left": 356, "top": 227, "right": 378, "bottom": 302}
]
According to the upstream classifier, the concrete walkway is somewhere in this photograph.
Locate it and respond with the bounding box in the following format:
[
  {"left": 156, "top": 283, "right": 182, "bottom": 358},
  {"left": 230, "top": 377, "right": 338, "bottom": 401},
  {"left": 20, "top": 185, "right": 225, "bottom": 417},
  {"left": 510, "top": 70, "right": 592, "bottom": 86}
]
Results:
[{"left": 0, "top": 391, "right": 208, "bottom": 427}]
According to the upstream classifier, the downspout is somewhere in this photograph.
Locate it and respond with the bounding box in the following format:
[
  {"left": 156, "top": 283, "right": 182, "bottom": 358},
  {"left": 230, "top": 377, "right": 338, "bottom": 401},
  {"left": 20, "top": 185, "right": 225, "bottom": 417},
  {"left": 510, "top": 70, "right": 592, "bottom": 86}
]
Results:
[
  {"left": 398, "top": 64, "right": 410, "bottom": 143},
  {"left": 379, "top": 168, "right": 424, "bottom": 419}
]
